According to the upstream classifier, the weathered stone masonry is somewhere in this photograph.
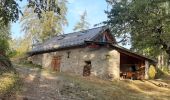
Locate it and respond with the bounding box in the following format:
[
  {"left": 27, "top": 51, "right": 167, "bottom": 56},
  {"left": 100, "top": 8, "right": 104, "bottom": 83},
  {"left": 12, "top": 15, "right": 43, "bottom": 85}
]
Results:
[{"left": 30, "top": 47, "right": 120, "bottom": 79}]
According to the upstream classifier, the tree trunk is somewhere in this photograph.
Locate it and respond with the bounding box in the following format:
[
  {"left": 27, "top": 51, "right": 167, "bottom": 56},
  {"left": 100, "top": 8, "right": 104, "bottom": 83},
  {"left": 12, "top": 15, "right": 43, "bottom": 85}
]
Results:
[
  {"left": 157, "top": 52, "right": 167, "bottom": 69},
  {"left": 167, "top": 54, "right": 170, "bottom": 71}
]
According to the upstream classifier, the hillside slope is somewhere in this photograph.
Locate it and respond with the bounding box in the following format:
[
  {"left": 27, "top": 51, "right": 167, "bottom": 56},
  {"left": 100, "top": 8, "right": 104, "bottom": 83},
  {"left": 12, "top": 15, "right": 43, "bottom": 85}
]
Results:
[
  {"left": 0, "top": 55, "right": 20, "bottom": 99},
  {"left": 15, "top": 64, "right": 170, "bottom": 100}
]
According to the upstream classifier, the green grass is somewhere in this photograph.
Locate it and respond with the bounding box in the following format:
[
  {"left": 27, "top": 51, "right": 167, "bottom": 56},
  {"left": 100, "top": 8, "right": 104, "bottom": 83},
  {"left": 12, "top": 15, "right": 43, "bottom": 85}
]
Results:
[{"left": 17, "top": 61, "right": 42, "bottom": 69}]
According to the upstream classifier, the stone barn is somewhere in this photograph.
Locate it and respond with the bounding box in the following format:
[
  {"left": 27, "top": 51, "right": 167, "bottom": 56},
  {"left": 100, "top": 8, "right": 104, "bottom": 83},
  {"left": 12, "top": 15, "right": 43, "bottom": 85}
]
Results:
[{"left": 28, "top": 26, "right": 155, "bottom": 80}]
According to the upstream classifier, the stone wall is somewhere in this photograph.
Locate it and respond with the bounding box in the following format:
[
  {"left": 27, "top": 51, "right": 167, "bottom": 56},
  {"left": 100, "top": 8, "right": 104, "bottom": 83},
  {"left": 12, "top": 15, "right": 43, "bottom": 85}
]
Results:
[{"left": 30, "top": 47, "right": 120, "bottom": 79}]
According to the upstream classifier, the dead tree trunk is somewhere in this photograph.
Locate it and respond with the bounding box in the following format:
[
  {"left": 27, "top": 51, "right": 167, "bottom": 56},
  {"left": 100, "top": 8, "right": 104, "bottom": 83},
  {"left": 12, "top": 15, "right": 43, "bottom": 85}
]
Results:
[
  {"left": 167, "top": 54, "right": 170, "bottom": 71},
  {"left": 166, "top": 49, "right": 170, "bottom": 71}
]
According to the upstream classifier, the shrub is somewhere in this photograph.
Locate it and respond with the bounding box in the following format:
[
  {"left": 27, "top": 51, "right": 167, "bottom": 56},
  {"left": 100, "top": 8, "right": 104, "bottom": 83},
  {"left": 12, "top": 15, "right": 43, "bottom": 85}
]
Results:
[
  {"left": 162, "top": 66, "right": 169, "bottom": 74},
  {"left": 155, "top": 68, "right": 164, "bottom": 79},
  {"left": 148, "top": 65, "right": 156, "bottom": 79}
]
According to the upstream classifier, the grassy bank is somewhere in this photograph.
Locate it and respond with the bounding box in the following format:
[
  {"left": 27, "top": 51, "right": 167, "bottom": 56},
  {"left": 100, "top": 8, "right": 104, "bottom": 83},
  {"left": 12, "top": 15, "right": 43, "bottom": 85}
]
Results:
[
  {"left": 15, "top": 63, "right": 170, "bottom": 100},
  {"left": 44, "top": 71, "right": 170, "bottom": 100},
  {"left": 0, "top": 71, "right": 21, "bottom": 99}
]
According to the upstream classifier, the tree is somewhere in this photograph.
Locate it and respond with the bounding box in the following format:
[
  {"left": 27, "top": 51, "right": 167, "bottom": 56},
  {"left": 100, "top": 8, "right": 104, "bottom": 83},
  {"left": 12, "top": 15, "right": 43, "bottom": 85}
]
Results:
[
  {"left": 0, "top": 0, "right": 65, "bottom": 53},
  {"left": 0, "top": 0, "right": 21, "bottom": 25},
  {"left": 0, "top": 0, "right": 62, "bottom": 25},
  {"left": 0, "top": 22, "right": 11, "bottom": 53},
  {"left": 21, "top": 0, "right": 67, "bottom": 42},
  {"left": 27, "top": 0, "right": 62, "bottom": 18},
  {"left": 105, "top": 0, "right": 170, "bottom": 68},
  {"left": 73, "top": 11, "right": 90, "bottom": 31},
  {"left": 0, "top": 0, "right": 64, "bottom": 69}
]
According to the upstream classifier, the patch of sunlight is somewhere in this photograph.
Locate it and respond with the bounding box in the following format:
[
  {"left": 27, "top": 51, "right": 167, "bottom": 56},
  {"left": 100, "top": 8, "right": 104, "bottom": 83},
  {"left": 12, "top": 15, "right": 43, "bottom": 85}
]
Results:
[
  {"left": 45, "top": 76, "right": 59, "bottom": 80},
  {"left": 25, "top": 74, "right": 36, "bottom": 82},
  {"left": 144, "top": 81, "right": 169, "bottom": 91},
  {"left": 41, "top": 70, "right": 51, "bottom": 76},
  {"left": 128, "top": 81, "right": 170, "bottom": 96},
  {"left": 39, "top": 84, "right": 49, "bottom": 88},
  {"left": 30, "top": 68, "right": 39, "bottom": 71},
  {"left": 90, "top": 54, "right": 95, "bottom": 58},
  {"left": 0, "top": 73, "right": 16, "bottom": 94},
  {"left": 128, "top": 83, "right": 143, "bottom": 92},
  {"left": 83, "top": 55, "right": 87, "bottom": 58}
]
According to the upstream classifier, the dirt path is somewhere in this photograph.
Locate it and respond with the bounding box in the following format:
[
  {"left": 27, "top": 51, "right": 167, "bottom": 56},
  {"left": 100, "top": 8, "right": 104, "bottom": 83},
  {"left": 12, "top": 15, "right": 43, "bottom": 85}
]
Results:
[{"left": 15, "top": 65, "right": 62, "bottom": 100}]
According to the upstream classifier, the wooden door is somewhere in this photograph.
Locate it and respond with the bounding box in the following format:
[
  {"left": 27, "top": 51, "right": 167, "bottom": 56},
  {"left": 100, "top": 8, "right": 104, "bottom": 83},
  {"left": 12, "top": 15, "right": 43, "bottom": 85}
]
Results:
[{"left": 52, "top": 56, "right": 61, "bottom": 71}]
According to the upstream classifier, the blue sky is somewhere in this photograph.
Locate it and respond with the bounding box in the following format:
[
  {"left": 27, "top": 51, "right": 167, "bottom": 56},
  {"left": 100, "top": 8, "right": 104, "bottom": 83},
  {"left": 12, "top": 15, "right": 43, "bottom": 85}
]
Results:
[{"left": 11, "top": 0, "right": 108, "bottom": 39}]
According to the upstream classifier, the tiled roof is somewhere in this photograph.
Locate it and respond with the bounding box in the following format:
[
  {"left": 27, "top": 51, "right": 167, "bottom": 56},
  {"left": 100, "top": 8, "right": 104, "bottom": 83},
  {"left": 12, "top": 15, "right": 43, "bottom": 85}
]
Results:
[{"left": 30, "top": 26, "right": 107, "bottom": 53}]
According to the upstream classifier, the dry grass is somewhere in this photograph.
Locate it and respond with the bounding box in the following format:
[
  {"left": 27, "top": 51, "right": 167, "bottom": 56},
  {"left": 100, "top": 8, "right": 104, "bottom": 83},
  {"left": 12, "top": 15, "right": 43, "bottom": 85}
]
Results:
[
  {"left": 50, "top": 72, "right": 170, "bottom": 100},
  {"left": 14, "top": 64, "right": 170, "bottom": 100},
  {"left": 0, "top": 71, "right": 21, "bottom": 99}
]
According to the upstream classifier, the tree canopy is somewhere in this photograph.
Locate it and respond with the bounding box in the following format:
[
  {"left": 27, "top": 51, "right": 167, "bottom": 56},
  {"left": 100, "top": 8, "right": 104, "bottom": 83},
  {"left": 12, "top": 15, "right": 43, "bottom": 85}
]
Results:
[
  {"left": 0, "top": 22, "right": 10, "bottom": 53},
  {"left": 0, "top": 0, "right": 62, "bottom": 25},
  {"left": 0, "top": 0, "right": 67, "bottom": 57},
  {"left": 21, "top": 0, "right": 67, "bottom": 43},
  {"left": 105, "top": 0, "right": 170, "bottom": 60}
]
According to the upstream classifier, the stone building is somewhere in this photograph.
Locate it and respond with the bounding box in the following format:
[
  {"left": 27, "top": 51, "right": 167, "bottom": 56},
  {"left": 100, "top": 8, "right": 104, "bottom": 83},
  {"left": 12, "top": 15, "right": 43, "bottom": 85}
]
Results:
[{"left": 28, "top": 26, "right": 155, "bottom": 80}]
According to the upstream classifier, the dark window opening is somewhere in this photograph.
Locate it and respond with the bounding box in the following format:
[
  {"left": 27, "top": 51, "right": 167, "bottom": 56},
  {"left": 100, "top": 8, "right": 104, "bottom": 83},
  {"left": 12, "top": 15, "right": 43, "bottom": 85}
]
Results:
[
  {"left": 67, "top": 51, "right": 71, "bottom": 58},
  {"left": 130, "top": 65, "right": 137, "bottom": 72},
  {"left": 83, "top": 61, "right": 91, "bottom": 76}
]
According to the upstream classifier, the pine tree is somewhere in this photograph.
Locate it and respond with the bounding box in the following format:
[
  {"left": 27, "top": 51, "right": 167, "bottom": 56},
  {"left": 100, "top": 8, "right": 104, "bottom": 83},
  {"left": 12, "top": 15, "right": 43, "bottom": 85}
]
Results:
[
  {"left": 21, "top": 0, "right": 67, "bottom": 42},
  {"left": 73, "top": 11, "right": 90, "bottom": 31}
]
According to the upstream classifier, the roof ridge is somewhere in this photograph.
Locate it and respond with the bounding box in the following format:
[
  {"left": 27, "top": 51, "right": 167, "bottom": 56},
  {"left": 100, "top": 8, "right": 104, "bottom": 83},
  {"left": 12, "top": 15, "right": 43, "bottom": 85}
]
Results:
[
  {"left": 55, "top": 25, "right": 106, "bottom": 37},
  {"left": 67, "top": 25, "right": 106, "bottom": 34}
]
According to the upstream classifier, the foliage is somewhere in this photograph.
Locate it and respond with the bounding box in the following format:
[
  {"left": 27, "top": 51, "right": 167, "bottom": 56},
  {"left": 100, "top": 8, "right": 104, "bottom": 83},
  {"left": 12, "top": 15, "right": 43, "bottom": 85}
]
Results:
[
  {"left": 0, "top": 0, "right": 63, "bottom": 25},
  {"left": 0, "top": 0, "right": 67, "bottom": 57},
  {"left": 21, "top": 0, "right": 67, "bottom": 42},
  {"left": 0, "top": 0, "right": 22, "bottom": 25},
  {"left": 105, "top": 0, "right": 170, "bottom": 59},
  {"left": 18, "top": 60, "right": 42, "bottom": 69},
  {"left": 6, "top": 49, "right": 17, "bottom": 58},
  {"left": 0, "top": 39, "right": 9, "bottom": 53},
  {"left": 27, "top": 0, "right": 62, "bottom": 18},
  {"left": 148, "top": 65, "right": 156, "bottom": 79},
  {"left": 155, "top": 67, "right": 170, "bottom": 79},
  {"left": 73, "top": 11, "right": 90, "bottom": 31},
  {"left": 162, "top": 66, "right": 170, "bottom": 73},
  {"left": 8, "top": 37, "right": 30, "bottom": 58},
  {"left": 0, "top": 23, "right": 11, "bottom": 55}
]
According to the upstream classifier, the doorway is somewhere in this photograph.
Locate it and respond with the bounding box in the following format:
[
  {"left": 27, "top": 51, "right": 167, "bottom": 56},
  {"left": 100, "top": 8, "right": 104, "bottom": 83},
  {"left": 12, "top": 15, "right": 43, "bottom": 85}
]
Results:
[
  {"left": 51, "top": 56, "right": 61, "bottom": 71},
  {"left": 120, "top": 53, "right": 145, "bottom": 80},
  {"left": 83, "top": 61, "right": 91, "bottom": 76}
]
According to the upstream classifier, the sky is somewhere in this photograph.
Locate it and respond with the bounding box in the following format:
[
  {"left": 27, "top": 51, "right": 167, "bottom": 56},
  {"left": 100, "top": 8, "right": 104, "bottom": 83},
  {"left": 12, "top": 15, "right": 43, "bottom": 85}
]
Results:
[{"left": 11, "top": 0, "right": 108, "bottom": 39}]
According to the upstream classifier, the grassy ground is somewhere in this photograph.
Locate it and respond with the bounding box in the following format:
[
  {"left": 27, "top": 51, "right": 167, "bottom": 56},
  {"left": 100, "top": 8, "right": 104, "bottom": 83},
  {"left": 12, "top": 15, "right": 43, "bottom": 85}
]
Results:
[
  {"left": 14, "top": 63, "right": 170, "bottom": 100},
  {"left": 15, "top": 61, "right": 42, "bottom": 69},
  {"left": 42, "top": 70, "right": 170, "bottom": 100},
  {"left": 0, "top": 71, "right": 21, "bottom": 99}
]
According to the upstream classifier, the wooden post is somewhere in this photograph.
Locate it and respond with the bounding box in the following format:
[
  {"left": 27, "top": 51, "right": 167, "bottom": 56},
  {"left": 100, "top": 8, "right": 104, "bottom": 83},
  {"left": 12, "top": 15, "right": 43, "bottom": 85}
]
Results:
[{"left": 145, "top": 60, "right": 149, "bottom": 79}]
